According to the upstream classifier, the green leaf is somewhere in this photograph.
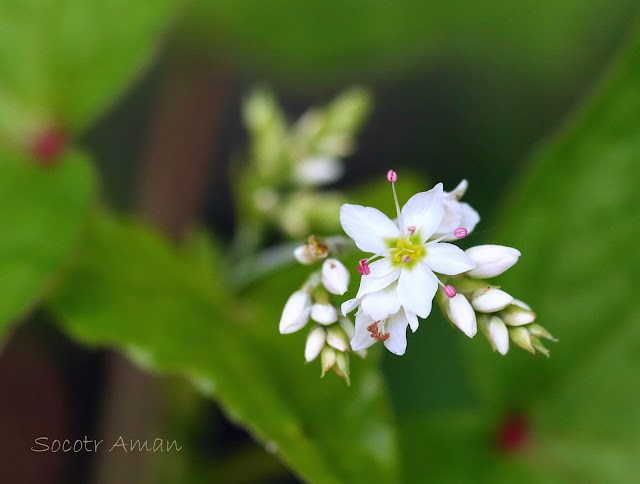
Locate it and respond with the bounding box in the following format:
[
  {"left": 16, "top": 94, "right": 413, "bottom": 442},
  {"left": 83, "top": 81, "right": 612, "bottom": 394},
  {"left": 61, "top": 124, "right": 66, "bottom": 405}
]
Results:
[
  {"left": 0, "top": 0, "right": 182, "bottom": 146},
  {"left": 0, "top": 150, "right": 95, "bottom": 341},
  {"left": 48, "top": 212, "right": 399, "bottom": 483},
  {"left": 401, "top": 24, "right": 640, "bottom": 483}
]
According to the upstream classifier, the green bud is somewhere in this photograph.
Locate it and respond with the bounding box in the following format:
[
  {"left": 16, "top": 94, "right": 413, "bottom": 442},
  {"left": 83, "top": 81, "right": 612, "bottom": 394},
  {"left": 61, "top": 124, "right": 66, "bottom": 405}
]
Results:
[
  {"left": 334, "top": 352, "right": 351, "bottom": 386},
  {"left": 326, "top": 325, "right": 350, "bottom": 352},
  {"left": 527, "top": 323, "right": 558, "bottom": 342},
  {"left": 500, "top": 304, "right": 537, "bottom": 326},
  {"left": 321, "top": 347, "right": 337, "bottom": 378},
  {"left": 508, "top": 326, "right": 535, "bottom": 354},
  {"left": 530, "top": 335, "right": 550, "bottom": 358}
]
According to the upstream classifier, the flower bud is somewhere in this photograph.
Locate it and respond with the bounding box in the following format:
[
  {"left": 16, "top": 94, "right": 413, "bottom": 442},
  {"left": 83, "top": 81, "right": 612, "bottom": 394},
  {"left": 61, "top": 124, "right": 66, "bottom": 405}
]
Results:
[
  {"left": 321, "top": 347, "right": 337, "bottom": 377},
  {"left": 311, "top": 303, "right": 338, "bottom": 325},
  {"left": 472, "top": 288, "right": 513, "bottom": 313},
  {"left": 500, "top": 304, "right": 536, "bottom": 326},
  {"left": 447, "top": 294, "right": 477, "bottom": 338},
  {"left": 294, "top": 244, "right": 315, "bottom": 265},
  {"left": 465, "top": 245, "right": 521, "bottom": 279},
  {"left": 511, "top": 299, "right": 532, "bottom": 311},
  {"left": 508, "top": 326, "right": 535, "bottom": 353},
  {"left": 334, "top": 352, "right": 351, "bottom": 385},
  {"left": 322, "top": 258, "right": 350, "bottom": 295},
  {"left": 479, "top": 315, "right": 509, "bottom": 355},
  {"left": 304, "top": 326, "right": 327, "bottom": 362},
  {"left": 279, "top": 290, "right": 311, "bottom": 334},
  {"left": 530, "top": 336, "right": 550, "bottom": 357},
  {"left": 527, "top": 323, "right": 557, "bottom": 341},
  {"left": 326, "top": 325, "right": 349, "bottom": 352}
]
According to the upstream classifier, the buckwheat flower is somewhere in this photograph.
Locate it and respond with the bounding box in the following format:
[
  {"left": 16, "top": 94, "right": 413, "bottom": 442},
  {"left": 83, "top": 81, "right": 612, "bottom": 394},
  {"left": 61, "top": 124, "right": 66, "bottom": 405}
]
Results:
[
  {"left": 304, "top": 326, "right": 327, "bottom": 362},
  {"left": 311, "top": 302, "right": 338, "bottom": 325},
  {"left": 322, "top": 258, "right": 350, "bottom": 295},
  {"left": 279, "top": 290, "right": 312, "bottom": 334},
  {"left": 478, "top": 315, "right": 509, "bottom": 355},
  {"left": 350, "top": 307, "right": 417, "bottom": 355},
  {"left": 432, "top": 180, "right": 480, "bottom": 241},
  {"left": 340, "top": 172, "right": 475, "bottom": 320},
  {"left": 471, "top": 288, "right": 513, "bottom": 313},
  {"left": 445, "top": 293, "right": 477, "bottom": 338},
  {"left": 465, "top": 245, "right": 521, "bottom": 279}
]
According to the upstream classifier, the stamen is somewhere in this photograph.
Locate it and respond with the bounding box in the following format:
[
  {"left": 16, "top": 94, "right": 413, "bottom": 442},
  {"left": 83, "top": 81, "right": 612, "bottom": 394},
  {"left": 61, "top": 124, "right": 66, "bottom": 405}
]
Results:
[
  {"left": 444, "top": 285, "right": 457, "bottom": 298},
  {"left": 387, "top": 169, "right": 404, "bottom": 231},
  {"left": 357, "top": 259, "right": 371, "bottom": 276},
  {"left": 407, "top": 226, "right": 416, "bottom": 234},
  {"left": 402, "top": 255, "right": 411, "bottom": 264},
  {"left": 454, "top": 228, "right": 468, "bottom": 239}
]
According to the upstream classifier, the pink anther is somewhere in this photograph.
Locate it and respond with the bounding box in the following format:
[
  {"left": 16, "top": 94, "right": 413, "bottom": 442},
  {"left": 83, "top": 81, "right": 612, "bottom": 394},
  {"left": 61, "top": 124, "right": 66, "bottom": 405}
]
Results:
[
  {"left": 444, "top": 285, "right": 457, "bottom": 298},
  {"left": 454, "top": 228, "right": 468, "bottom": 239},
  {"left": 386, "top": 169, "right": 398, "bottom": 183},
  {"left": 357, "top": 259, "right": 371, "bottom": 276}
]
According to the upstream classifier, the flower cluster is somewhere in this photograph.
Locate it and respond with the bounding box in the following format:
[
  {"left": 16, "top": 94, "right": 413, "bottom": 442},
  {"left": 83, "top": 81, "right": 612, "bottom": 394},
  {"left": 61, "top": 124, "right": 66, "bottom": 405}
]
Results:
[{"left": 279, "top": 236, "right": 363, "bottom": 384}]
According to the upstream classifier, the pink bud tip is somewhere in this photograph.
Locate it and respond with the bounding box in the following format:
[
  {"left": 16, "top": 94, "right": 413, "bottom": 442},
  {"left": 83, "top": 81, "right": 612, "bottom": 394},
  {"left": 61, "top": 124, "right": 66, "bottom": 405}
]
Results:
[
  {"left": 407, "top": 226, "right": 416, "bottom": 234},
  {"left": 357, "top": 259, "right": 371, "bottom": 276},
  {"left": 454, "top": 228, "right": 468, "bottom": 239},
  {"left": 32, "top": 127, "right": 66, "bottom": 165},
  {"left": 386, "top": 169, "right": 397, "bottom": 183},
  {"left": 444, "top": 285, "right": 457, "bottom": 298}
]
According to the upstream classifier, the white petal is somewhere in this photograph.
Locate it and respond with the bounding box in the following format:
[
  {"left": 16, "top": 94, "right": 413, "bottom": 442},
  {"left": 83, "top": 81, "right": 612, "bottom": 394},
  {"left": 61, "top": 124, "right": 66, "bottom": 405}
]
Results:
[
  {"left": 294, "top": 245, "right": 315, "bottom": 265},
  {"left": 511, "top": 299, "right": 532, "bottom": 311},
  {"left": 279, "top": 291, "right": 311, "bottom": 334},
  {"left": 383, "top": 311, "right": 409, "bottom": 355},
  {"left": 355, "top": 258, "right": 401, "bottom": 298},
  {"left": 397, "top": 263, "right": 437, "bottom": 319},
  {"left": 432, "top": 199, "right": 463, "bottom": 239},
  {"left": 487, "top": 316, "right": 509, "bottom": 355},
  {"left": 341, "top": 297, "right": 361, "bottom": 316},
  {"left": 340, "top": 204, "right": 400, "bottom": 253},
  {"left": 351, "top": 312, "right": 377, "bottom": 351},
  {"left": 448, "top": 294, "right": 477, "bottom": 338},
  {"left": 472, "top": 288, "right": 513, "bottom": 313},
  {"left": 445, "top": 179, "right": 468, "bottom": 200},
  {"left": 459, "top": 202, "right": 480, "bottom": 233},
  {"left": 405, "top": 309, "right": 419, "bottom": 332},
  {"left": 400, "top": 183, "right": 444, "bottom": 240},
  {"left": 465, "top": 245, "right": 521, "bottom": 279},
  {"left": 361, "top": 283, "right": 401, "bottom": 320},
  {"left": 322, "top": 258, "right": 350, "bottom": 295},
  {"left": 311, "top": 303, "right": 338, "bottom": 325},
  {"left": 304, "top": 327, "right": 326, "bottom": 362},
  {"left": 425, "top": 242, "right": 475, "bottom": 275}
]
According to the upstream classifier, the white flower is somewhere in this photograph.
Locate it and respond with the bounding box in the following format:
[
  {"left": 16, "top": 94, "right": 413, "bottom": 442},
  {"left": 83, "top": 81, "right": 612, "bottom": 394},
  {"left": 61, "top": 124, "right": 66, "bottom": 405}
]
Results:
[
  {"left": 471, "top": 288, "right": 513, "bottom": 313},
  {"left": 279, "top": 290, "right": 311, "bottom": 334},
  {"left": 294, "top": 156, "right": 344, "bottom": 186},
  {"left": 311, "top": 303, "right": 338, "bottom": 325},
  {"left": 432, "top": 180, "right": 480, "bottom": 241},
  {"left": 465, "top": 245, "right": 521, "bottom": 279},
  {"left": 321, "top": 258, "right": 350, "bottom": 295},
  {"left": 480, "top": 315, "right": 510, "bottom": 355},
  {"left": 445, "top": 294, "right": 477, "bottom": 338},
  {"left": 304, "top": 326, "right": 326, "bottom": 362},
  {"left": 350, "top": 307, "right": 418, "bottom": 355},
  {"left": 340, "top": 181, "right": 475, "bottom": 320}
]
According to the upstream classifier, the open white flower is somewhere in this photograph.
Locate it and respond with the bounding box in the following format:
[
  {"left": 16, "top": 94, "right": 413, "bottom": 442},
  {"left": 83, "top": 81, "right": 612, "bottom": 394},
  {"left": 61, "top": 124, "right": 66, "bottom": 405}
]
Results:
[
  {"left": 340, "top": 175, "right": 475, "bottom": 321},
  {"left": 432, "top": 180, "right": 480, "bottom": 241},
  {"left": 350, "top": 307, "right": 418, "bottom": 355}
]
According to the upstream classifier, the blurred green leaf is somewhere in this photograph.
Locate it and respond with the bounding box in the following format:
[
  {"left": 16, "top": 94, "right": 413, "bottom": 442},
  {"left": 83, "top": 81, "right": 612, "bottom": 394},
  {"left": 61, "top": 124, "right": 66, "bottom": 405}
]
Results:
[
  {"left": 49, "top": 212, "right": 399, "bottom": 483},
  {"left": 0, "top": 0, "right": 181, "bottom": 147},
  {"left": 400, "top": 22, "right": 640, "bottom": 483},
  {"left": 0, "top": 150, "right": 95, "bottom": 341},
  {"left": 185, "top": 0, "right": 639, "bottom": 85}
]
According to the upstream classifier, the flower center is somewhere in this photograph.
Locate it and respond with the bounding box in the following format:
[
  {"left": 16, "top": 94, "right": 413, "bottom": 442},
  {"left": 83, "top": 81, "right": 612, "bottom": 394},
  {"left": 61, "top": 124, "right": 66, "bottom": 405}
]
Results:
[{"left": 388, "top": 234, "right": 425, "bottom": 268}]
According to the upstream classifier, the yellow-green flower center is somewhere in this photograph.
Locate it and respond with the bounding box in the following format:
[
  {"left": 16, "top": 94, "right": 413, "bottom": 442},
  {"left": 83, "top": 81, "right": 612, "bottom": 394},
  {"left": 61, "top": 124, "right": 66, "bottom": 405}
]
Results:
[{"left": 388, "top": 234, "right": 426, "bottom": 268}]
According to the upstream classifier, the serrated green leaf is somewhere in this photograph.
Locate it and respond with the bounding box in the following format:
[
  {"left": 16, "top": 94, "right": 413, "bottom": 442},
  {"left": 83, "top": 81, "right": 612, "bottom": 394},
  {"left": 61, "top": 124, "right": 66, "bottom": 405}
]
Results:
[
  {"left": 48, "top": 212, "right": 399, "bottom": 483},
  {"left": 0, "top": 149, "right": 95, "bottom": 341}
]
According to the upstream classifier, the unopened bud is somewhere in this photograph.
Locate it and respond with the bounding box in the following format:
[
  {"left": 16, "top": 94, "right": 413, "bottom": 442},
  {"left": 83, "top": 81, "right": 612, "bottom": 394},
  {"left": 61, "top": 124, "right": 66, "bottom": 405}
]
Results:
[
  {"left": 322, "top": 258, "right": 350, "bottom": 295},
  {"left": 472, "top": 288, "right": 513, "bottom": 313},
  {"left": 311, "top": 303, "right": 338, "bottom": 325},
  {"left": 334, "top": 352, "right": 351, "bottom": 385},
  {"left": 294, "top": 244, "right": 315, "bottom": 265},
  {"left": 279, "top": 290, "right": 311, "bottom": 334},
  {"left": 326, "top": 325, "right": 349, "bottom": 352},
  {"left": 304, "top": 326, "right": 327, "bottom": 362},
  {"left": 530, "top": 336, "right": 550, "bottom": 357},
  {"left": 447, "top": 294, "right": 477, "bottom": 338},
  {"left": 500, "top": 304, "right": 536, "bottom": 326},
  {"left": 479, "top": 315, "right": 509, "bottom": 355},
  {"left": 321, "top": 347, "right": 337, "bottom": 377},
  {"left": 508, "top": 326, "right": 535, "bottom": 354},
  {"left": 527, "top": 323, "right": 557, "bottom": 341},
  {"left": 465, "top": 245, "right": 521, "bottom": 279}
]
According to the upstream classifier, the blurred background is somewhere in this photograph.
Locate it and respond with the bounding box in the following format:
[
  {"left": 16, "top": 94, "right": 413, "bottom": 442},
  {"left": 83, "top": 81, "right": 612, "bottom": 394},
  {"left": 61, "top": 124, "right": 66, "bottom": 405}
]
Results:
[{"left": 1, "top": 0, "right": 640, "bottom": 482}]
